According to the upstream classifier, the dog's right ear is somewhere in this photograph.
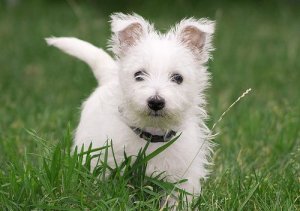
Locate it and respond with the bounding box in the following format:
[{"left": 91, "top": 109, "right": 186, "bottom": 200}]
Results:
[{"left": 109, "top": 13, "right": 152, "bottom": 57}]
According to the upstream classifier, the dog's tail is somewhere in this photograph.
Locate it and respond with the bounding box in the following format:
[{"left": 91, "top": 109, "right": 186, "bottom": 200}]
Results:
[{"left": 45, "top": 37, "right": 117, "bottom": 85}]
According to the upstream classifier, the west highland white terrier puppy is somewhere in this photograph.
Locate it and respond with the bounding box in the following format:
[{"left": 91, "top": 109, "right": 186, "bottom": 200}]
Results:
[{"left": 46, "top": 13, "right": 215, "bottom": 199}]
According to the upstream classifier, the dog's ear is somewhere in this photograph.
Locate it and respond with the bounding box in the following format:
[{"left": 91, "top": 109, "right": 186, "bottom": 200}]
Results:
[
  {"left": 110, "top": 13, "right": 152, "bottom": 56},
  {"left": 173, "top": 18, "right": 215, "bottom": 63}
]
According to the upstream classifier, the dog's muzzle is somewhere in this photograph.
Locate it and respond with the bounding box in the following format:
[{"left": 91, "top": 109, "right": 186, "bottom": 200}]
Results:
[{"left": 147, "top": 95, "right": 165, "bottom": 111}]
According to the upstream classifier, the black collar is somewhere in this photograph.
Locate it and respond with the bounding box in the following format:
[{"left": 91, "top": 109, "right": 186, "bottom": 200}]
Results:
[{"left": 130, "top": 127, "right": 177, "bottom": 143}]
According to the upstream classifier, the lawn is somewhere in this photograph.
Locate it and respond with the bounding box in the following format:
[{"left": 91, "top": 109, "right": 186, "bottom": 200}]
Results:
[{"left": 0, "top": 0, "right": 299, "bottom": 210}]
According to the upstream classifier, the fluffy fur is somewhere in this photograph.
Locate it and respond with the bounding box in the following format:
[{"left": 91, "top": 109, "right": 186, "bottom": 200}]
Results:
[{"left": 46, "top": 13, "right": 215, "bottom": 197}]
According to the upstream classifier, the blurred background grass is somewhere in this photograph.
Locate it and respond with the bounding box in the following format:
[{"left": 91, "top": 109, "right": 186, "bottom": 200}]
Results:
[{"left": 0, "top": 0, "right": 299, "bottom": 209}]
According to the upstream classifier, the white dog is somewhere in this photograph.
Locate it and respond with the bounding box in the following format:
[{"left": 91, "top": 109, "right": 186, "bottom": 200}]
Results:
[{"left": 46, "top": 13, "right": 215, "bottom": 198}]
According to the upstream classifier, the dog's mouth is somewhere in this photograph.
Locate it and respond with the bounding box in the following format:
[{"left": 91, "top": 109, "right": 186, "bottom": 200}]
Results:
[{"left": 148, "top": 110, "right": 165, "bottom": 117}]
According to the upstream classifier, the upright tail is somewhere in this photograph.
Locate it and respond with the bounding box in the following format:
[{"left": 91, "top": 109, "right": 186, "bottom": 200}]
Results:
[{"left": 45, "top": 37, "right": 117, "bottom": 85}]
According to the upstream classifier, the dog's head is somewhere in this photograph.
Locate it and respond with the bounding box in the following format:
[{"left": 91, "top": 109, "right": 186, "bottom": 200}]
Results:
[{"left": 110, "top": 13, "right": 215, "bottom": 129}]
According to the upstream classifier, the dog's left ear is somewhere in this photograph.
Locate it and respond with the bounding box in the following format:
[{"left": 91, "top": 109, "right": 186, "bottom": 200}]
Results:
[
  {"left": 109, "top": 13, "right": 153, "bottom": 57},
  {"left": 173, "top": 18, "right": 215, "bottom": 63}
]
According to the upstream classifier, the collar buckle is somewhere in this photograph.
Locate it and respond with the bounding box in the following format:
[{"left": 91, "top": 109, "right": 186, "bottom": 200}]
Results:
[{"left": 131, "top": 127, "right": 176, "bottom": 143}]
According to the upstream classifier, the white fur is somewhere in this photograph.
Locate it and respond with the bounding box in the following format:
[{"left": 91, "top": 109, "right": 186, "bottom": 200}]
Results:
[
  {"left": 45, "top": 37, "right": 117, "bottom": 85},
  {"left": 46, "top": 13, "right": 215, "bottom": 197}
]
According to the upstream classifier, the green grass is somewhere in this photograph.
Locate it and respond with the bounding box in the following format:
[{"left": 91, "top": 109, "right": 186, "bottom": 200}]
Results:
[{"left": 0, "top": 0, "right": 299, "bottom": 210}]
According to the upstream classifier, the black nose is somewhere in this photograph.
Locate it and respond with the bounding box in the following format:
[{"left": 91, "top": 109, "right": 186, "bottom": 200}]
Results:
[{"left": 147, "top": 95, "right": 165, "bottom": 111}]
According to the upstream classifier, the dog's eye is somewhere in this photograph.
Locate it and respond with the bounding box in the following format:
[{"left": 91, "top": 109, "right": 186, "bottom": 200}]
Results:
[
  {"left": 170, "top": 73, "right": 183, "bottom": 84},
  {"left": 134, "top": 70, "right": 146, "bottom": 81}
]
